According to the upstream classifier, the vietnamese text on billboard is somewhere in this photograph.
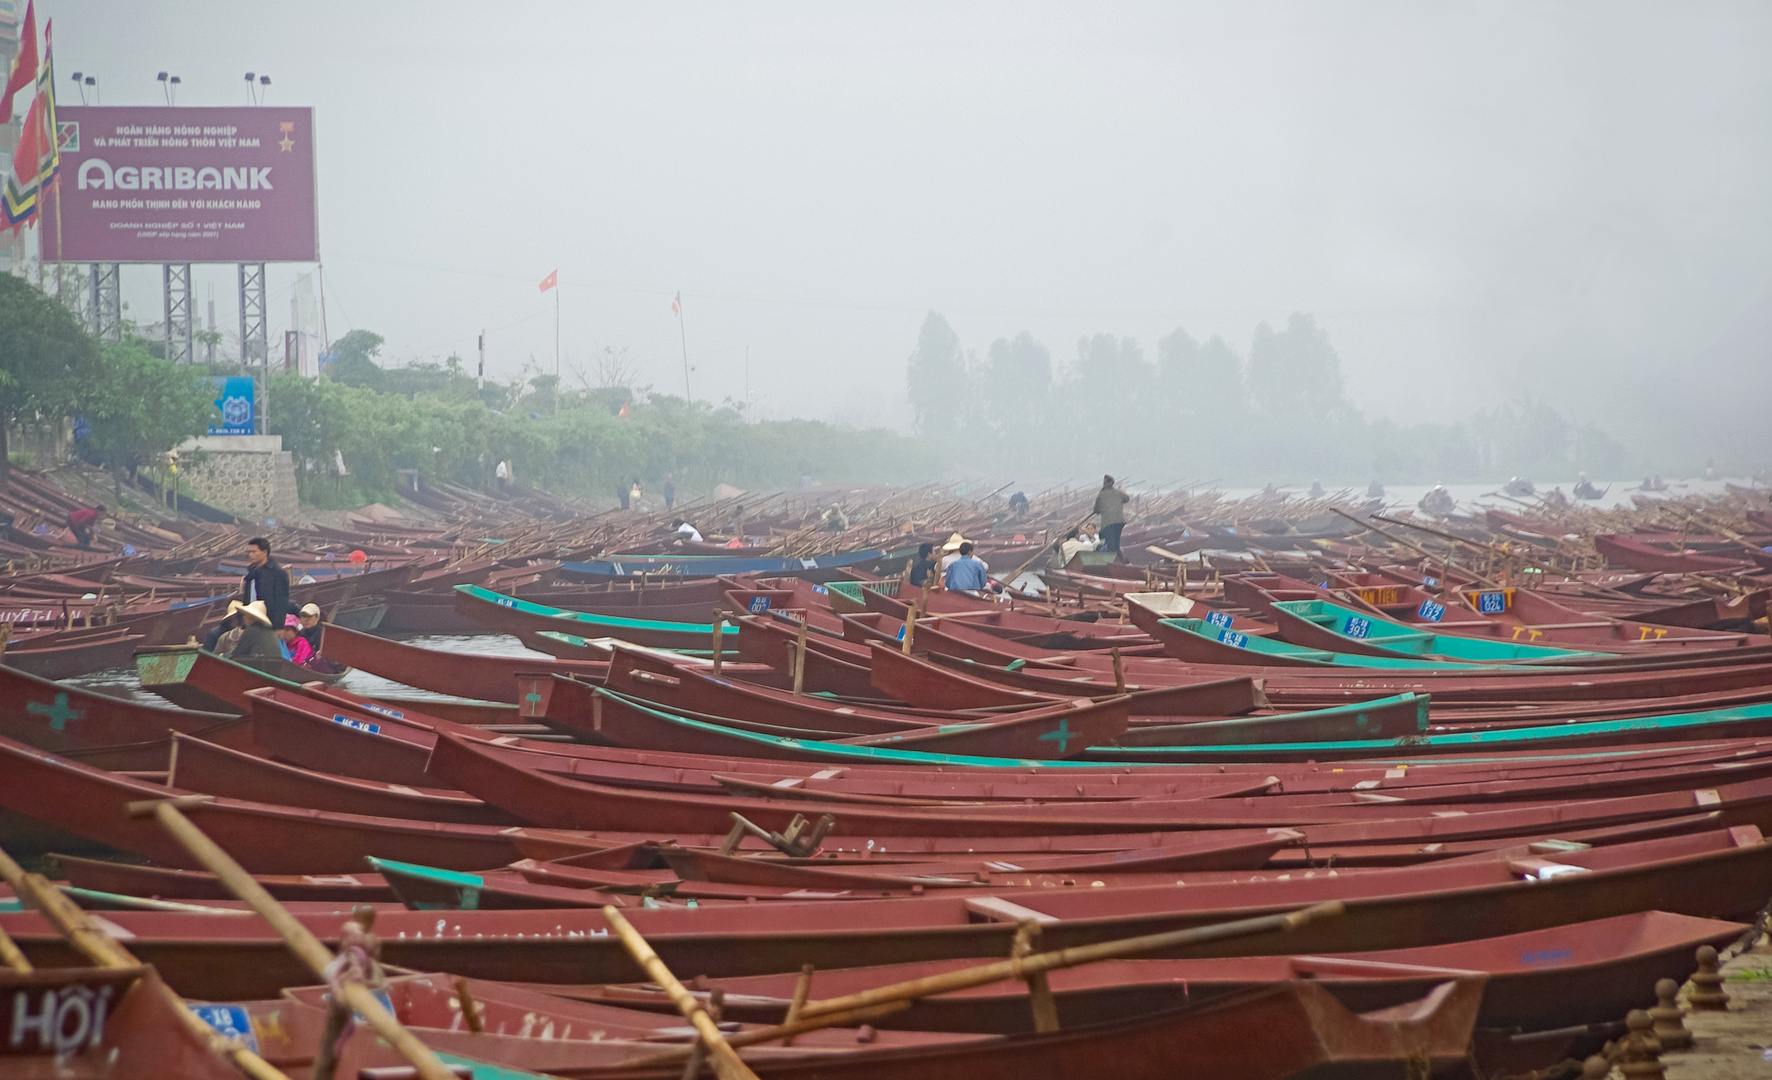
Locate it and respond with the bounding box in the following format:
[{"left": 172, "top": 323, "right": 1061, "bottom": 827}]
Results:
[{"left": 46, "top": 106, "right": 318, "bottom": 263}]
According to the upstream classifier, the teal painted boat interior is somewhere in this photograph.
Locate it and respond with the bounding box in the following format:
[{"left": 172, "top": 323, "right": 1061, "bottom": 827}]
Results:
[{"left": 1273, "top": 598, "right": 1611, "bottom": 662}]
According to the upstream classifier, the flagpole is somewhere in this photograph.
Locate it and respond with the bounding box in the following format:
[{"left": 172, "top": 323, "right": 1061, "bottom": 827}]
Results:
[
  {"left": 52, "top": 175, "right": 62, "bottom": 301},
  {"left": 677, "top": 295, "right": 691, "bottom": 403},
  {"left": 553, "top": 282, "right": 560, "bottom": 413}
]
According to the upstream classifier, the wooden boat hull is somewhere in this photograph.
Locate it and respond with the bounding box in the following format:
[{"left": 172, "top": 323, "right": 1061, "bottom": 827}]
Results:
[
  {"left": 318, "top": 621, "right": 606, "bottom": 702},
  {"left": 6, "top": 833, "right": 1768, "bottom": 1001},
  {"left": 0, "top": 661, "right": 245, "bottom": 770}
]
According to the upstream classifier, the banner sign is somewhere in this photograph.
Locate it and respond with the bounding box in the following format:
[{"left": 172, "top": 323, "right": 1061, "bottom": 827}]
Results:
[
  {"left": 209, "top": 376, "right": 255, "bottom": 435},
  {"left": 45, "top": 106, "right": 318, "bottom": 262}
]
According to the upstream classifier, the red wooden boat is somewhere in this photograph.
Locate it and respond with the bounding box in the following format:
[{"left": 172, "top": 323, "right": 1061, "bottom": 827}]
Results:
[
  {"left": 426, "top": 720, "right": 1772, "bottom": 844},
  {"left": 168, "top": 731, "right": 521, "bottom": 826},
  {"left": 0, "top": 661, "right": 246, "bottom": 771},
  {"left": 5, "top": 831, "right": 1767, "bottom": 999},
  {"left": 0, "top": 965, "right": 242, "bottom": 1080},
  {"left": 317, "top": 621, "right": 608, "bottom": 702},
  {"left": 226, "top": 967, "right": 1483, "bottom": 1080},
  {"left": 49, "top": 851, "right": 400, "bottom": 903},
  {"left": 584, "top": 909, "right": 1741, "bottom": 1036},
  {"left": 0, "top": 731, "right": 526, "bottom": 873}
]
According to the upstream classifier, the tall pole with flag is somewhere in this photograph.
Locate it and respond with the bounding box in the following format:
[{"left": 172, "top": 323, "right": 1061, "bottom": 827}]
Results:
[
  {"left": 672, "top": 291, "right": 691, "bottom": 402},
  {"left": 2, "top": 4, "right": 58, "bottom": 242},
  {"left": 539, "top": 270, "right": 559, "bottom": 409}
]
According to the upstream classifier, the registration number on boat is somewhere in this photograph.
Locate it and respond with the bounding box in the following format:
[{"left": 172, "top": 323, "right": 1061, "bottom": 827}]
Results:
[
  {"left": 331, "top": 714, "right": 381, "bottom": 735},
  {"left": 1476, "top": 591, "right": 1508, "bottom": 614},
  {"left": 1417, "top": 600, "right": 1446, "bottom": 622},
  {"left": 1206, "top": 610, "right": 1233, "bottom": 629},
  {"left": 1343, "top": 616, "right": 1372, "bottom": 639},
  {"left": 748, "top": 597, "right": 771, "bottom": 612},
  {"left": 1218, "top": 629, "right": 1249, "bottom": 649},
  {"left": 189, "top": 1005, "right": 259, "bottom": 1052}
]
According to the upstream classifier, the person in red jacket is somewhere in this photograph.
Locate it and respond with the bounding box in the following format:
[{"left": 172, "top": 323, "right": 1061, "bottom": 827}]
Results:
[{"left": 67, "top": 504, "right": 105, "bottom": 549}]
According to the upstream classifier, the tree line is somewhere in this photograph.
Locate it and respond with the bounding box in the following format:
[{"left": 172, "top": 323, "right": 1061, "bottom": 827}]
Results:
[
  {"left": 271, "top": 330, "right": 938, "bottom": 508},
  {"left": 905, "top": 311, "right": 1630, "bottom": 485}
]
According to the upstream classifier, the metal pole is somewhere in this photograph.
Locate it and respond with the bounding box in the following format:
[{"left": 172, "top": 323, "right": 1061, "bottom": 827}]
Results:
[{"left": 678, "top": 294, "right": 692, "bottom": 402}]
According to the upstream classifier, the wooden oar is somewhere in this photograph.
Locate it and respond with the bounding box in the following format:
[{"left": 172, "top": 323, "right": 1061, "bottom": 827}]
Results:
[
  {"left": 0, "top": 842, "right": 289, "bottom": 1080},
  {"left": 124, "top": 797, "right": 457, "bottom": 1080},
  {"left": 601, "top": 905, "right": 761, "bottom": 1080}
]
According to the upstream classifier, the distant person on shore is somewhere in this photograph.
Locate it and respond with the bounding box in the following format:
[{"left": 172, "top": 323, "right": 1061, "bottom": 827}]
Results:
[
  {"left": 906, "top": 542, "right": 938, "bottom": 587},
  {"left": 495, "top": 460, "right": 511, "bottom": 493},
  {"left": 617, "top": 479, "right": 630, "bottom": 510},
  {"left": 630, "top": 480, "right": 643, "bottom": 507},
  {"left": 943, "top": 542, "right": 991, "bottom": 594},
  {"left": 67, "top": 503, "right": 104, "bottom": 549},
  {"left": 1007, "top": 491, "right": 1029, "bottom": 519},
  {"left": 664, "top": 474, "right": 676, "bottom": 510},
  {"left": 203, "top": 537, "right": 289, "bottom": 653},
  {"left": 1092, "top": 476, "right": 1129, "bottom": 556}
]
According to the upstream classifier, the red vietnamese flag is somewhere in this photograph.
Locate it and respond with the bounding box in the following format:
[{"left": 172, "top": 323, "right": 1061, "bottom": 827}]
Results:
[
  {"left": 0, "top": 0, "right": 37, "bottom": 120},
  {"left": 538, "top": 270, "right": 557, "bottom": 293}
]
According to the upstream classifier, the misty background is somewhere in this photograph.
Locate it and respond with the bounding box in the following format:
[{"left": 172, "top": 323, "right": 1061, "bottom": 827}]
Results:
[{"left": 35, "top": 1, "right": 1772, "bottom": 481}]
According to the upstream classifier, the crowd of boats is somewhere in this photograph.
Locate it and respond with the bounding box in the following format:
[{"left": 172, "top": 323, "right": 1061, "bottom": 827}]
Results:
[{"left": 4, "top": 473, "right": 1772, "bottom": 1078}]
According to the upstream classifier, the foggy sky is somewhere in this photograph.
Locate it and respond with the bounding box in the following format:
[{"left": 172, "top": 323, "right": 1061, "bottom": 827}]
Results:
[{"left": 32, "top": 2, "right": 1772, "bottom": 448}]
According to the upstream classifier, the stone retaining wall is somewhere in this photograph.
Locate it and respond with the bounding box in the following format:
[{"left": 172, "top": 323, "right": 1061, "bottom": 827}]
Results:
[{"left": 177, "top": 435, "right": 302, "bottom": 523}]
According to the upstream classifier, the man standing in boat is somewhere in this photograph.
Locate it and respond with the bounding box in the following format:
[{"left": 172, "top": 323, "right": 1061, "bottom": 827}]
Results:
[
  {"left": 1092, "top": 475, "right": 1129, "bottom": 557},
  {"left": 203, "top": 537, "right": 291, "bottom": 653}
]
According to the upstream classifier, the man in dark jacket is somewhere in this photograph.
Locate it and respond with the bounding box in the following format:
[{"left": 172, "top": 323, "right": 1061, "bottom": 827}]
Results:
[{"left": 203, "top": 537, "right": 290, "bottom": 652}]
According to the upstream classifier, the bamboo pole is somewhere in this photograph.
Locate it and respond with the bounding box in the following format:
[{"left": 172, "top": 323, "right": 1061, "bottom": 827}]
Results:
[
  {"left": 121, "top": 801, "right": 457, "bottom": 1080},
  {"left": 0, "top": 919, "right": 32, "bottom": 973},
  {"left": 633, "top": 899, "right": 1344, "bottom": 1066},
  {"left": 600, "top": 906, "right": 760, "bottom": 1080},
  {"left": 791, "top": 614, "right": 808, "bottom": 696},
  {"left": 0, "top": 843, "right": 290, "bottom": 1080}
]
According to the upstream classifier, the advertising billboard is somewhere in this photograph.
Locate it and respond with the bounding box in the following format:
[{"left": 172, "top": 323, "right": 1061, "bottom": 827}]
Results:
[
  {"left": 44, "top": 106, "right": 317, "bottom": 263},
  {"left": 208, "top": 376, "right": 256, "bottom": 435}
]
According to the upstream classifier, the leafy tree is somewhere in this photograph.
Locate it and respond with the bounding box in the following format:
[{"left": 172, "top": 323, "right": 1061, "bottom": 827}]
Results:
[
  {"left": 1158, "top": 329, "right": 1246, "bottom": 417},
  {"left": 978, "top": 332, "right": 1052, "bottom": 443},
  {"left": 0, "top": 275, "right": 96, "bottom": 489},
  {"left": 1245, "top": 314, "right": 1346, "bottom": 421},
  {"left": 77, "top": 340, "right": 220, "bottom": 499},
  {"left": 905, "top": 312, "right": 967, "bottom": 438},
  {"left": 324, "top": 330, "right": 388, "bottom": 390}
]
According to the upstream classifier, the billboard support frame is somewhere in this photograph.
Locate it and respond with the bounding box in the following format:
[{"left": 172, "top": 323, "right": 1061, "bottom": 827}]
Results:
[
  {"left": 88, "top": 262, "right": 122, "bottom": 342},
  {"left": 162, "top": 262, "right": 193, "bottom": 365},
  {"left": 237, "top": 262, "right": 268, "bottom": 434}
]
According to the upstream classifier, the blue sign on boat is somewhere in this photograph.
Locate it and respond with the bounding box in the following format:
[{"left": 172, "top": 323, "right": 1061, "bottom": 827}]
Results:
[
  {"left": 1417, "top": 600, "right": 1446, "bottom": 622},
  {"left": 189, "top": 1005, "right": 259, "bottom": 1051},
  {"left": 1477, "top": 591, "right": 1507, "bottom": 614},
  {"left": 1344, "top": 616, "right": 1372, "bottom": 639},
  {"left": 1218, "top": 630, "right": 1249, "bottom": 648},
  {"left": 1206, "top": 610, "right": 1233, "bottom": 628}
]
